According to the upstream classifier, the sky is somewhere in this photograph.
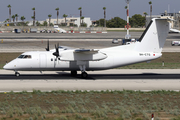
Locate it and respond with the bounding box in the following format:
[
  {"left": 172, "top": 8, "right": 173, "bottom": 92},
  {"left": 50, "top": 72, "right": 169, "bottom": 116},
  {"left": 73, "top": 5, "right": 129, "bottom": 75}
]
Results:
[{"left": 1, "top": 0, "right": 180, "bottom": 22}]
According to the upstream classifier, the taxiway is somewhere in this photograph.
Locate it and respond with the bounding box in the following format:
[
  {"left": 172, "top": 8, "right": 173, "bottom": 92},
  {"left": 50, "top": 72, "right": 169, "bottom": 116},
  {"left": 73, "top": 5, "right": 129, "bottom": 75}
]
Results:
[{"left": 0, "top": 69, "right": 180, "bottom": 91}]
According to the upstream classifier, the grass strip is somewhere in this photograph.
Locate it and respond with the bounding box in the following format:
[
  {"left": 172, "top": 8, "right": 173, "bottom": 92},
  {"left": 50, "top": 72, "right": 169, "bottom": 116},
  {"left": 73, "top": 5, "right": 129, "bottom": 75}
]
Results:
[{"left": 0, "top": 90, "right": 179, "bottom": 120}]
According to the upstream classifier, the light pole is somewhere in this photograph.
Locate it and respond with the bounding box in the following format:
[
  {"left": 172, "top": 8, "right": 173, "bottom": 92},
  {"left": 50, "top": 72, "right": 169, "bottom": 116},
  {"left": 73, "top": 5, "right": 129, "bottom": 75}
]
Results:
[{"left": 125, "top": 0, "right": 131, "bottom": 39}]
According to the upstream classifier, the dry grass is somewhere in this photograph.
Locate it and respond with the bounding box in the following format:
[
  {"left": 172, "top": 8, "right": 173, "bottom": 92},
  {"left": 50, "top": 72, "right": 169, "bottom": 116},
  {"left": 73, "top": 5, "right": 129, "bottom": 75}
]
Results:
[
  {"left": 0, "top": 90, "right": 179, "bottom": 120},
  {"left": 0, "top": 53, "right": 22, "bottom": 69}
]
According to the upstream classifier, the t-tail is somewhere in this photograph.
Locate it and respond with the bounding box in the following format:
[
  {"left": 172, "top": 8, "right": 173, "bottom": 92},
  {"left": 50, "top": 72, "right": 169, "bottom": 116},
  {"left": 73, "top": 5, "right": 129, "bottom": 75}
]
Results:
[
  {"left": 134, "top": 18, "right": 170, "bottom": 53},
  {"left": 54, "top": 25, "right": 67, "bottom": 33}
]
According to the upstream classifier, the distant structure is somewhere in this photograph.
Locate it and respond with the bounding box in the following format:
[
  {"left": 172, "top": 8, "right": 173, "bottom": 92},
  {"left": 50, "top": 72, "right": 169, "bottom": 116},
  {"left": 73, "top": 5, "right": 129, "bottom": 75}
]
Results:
[
  {"left": 145, "top": 11, "right": 180, "bottom": 29},
  {"left": 161, "top": 12, "right": 180, "bottom": 29},
  {"left": 125, "top": 0, "right": 131, "bottom": 39},
  {"left": 46, "top": 17, "right": 92, "bottom": 27},
  {"left": 27, "top": 20, "right": 44, "bottom": 26}
]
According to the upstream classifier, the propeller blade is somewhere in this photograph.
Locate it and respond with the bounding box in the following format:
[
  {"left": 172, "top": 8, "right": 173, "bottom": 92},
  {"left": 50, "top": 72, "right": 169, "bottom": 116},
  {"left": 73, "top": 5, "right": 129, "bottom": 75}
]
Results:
[
  {"left": 52, "top": 43, "right": 60, "bottom": 58},
  {"left": 57, "top": 43, "right": 59, "bottom": 53},
  {"left": 45, "top": 39, "right": 49, "bottom": 51}
]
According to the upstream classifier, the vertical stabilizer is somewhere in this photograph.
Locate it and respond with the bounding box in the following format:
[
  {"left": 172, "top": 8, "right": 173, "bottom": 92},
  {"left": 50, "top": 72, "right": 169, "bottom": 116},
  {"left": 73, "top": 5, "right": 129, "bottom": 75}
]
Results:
[{"left": 135, "top": 18, "right": 169, "bottom": 53}]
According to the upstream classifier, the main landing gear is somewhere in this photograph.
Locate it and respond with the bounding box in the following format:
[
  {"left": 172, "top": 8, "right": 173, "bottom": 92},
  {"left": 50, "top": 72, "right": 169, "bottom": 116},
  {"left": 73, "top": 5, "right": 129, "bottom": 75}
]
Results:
[
  {"left": 71, "top": 70, "right": 88, "bottom": 78},
  {"left": 81, "top": 71, "right": 88, "bottom": 78},
  {"left": 79, "top": 64, "right": 88, "bottom": 79},
  {"left": 15, "top": 72, "right": 20, "bottom": 77},
  {"left": 71, "top": 61, "right": 89, "bottom": 78}
]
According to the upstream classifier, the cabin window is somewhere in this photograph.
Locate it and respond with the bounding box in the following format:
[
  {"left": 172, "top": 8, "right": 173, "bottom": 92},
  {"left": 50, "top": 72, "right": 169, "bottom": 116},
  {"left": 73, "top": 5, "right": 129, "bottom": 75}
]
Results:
[
  {"left": 51, "top": 58, "right": 53, "bottom": 61},
  {"left": 24, "top": 55, "right": 31, "bottom": 58}
]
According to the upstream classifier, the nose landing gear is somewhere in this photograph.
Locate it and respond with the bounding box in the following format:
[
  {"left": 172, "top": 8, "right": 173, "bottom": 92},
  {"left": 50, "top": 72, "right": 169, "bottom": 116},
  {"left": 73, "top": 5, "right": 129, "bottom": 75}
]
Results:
[{"left": 15, "top": 72, "right": 20, "bottom": 77}]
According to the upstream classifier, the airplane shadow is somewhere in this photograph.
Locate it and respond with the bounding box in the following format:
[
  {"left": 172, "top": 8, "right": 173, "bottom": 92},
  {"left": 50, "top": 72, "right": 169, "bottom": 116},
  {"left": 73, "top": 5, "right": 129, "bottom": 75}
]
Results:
[{"left": 0, "top": 73, "right": 180, "bottom": 80}]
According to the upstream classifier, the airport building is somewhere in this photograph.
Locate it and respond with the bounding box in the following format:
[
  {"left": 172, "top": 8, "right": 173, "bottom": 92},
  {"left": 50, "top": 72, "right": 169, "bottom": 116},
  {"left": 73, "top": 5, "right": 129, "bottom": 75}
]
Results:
[
  {"left": 27, "top": 20, "right": 44, "bottom": 26},
  {"left": 146, "top": 11, "right": 180, "bottom": 29},
  {"left": 46, "top": 17, "right": 92, "bottom": 27}
]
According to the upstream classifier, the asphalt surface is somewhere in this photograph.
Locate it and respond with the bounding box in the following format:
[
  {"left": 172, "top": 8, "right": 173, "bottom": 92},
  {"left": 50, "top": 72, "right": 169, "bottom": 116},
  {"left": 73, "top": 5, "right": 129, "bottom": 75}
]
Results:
[
  {"left": 0, "top": 73, "right": 180, "bottom": 80},
  {"left": 0, "top": 32, "right": 180, "bottom": 39},
  {"left": 0, "top": 32, "right": 142, "bottom": 39},
  {"left": 0, "top": 70, "right": 180, "bottom": 80},
  {"left": 0, "top": 69, "right": 180, "bottom": 91}
]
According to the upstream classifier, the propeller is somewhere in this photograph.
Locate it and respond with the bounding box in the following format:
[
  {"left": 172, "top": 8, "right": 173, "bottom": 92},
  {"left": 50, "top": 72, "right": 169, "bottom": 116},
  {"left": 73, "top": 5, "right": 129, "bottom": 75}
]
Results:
[
  {"left": 45, "top": 39, "right": 49, "bottom": 51},
  {"left": 53, "top": 43, "right": 60, "bottom": 58},
  {"left": 53, "top": 43, "right": 60, "bottom": 68}
]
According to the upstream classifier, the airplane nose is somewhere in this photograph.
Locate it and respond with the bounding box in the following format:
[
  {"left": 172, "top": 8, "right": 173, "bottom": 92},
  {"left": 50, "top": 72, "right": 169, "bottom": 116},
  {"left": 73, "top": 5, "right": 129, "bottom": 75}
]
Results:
[
  {"left": 3, "top": 64, "right": 8, "bottom": 70},
  {"left": 3, "top": 62, "right": 14, "bottom": 70},
  {"left": 3, "top": 63, "right": 10, "bottom": 70}
]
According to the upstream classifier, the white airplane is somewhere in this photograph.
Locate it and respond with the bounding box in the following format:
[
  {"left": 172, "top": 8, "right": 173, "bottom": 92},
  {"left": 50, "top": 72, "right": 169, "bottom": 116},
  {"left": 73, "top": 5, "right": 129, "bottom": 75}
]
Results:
[
  {"left": 169, "top": 23, "right": 180, "bottom": 33},
  {"left": 169, "top": 28, "right": 180, "bottom": 33},
  {"left": 3, "top": 18, "right": 170, "bottom": 78},
  {"left": 54, "top": 25, "right": 67, "bottom": 33}
]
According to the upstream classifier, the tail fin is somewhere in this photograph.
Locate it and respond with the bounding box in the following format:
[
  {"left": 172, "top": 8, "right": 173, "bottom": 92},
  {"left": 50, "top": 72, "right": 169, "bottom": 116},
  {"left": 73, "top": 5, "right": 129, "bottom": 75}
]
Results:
[{"left": 135, "top": 18, "right": 169, "bottom": 53}]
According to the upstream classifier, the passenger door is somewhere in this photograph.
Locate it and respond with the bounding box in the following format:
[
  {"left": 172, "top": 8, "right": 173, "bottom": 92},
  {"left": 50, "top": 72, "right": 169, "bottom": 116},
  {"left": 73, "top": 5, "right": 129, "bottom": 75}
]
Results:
[{"left": 39, "top": 54, "right": 47, "bottom": 68}]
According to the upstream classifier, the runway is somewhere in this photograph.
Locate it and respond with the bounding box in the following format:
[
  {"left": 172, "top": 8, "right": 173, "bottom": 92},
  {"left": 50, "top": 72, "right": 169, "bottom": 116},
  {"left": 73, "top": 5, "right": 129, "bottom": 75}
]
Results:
[
  {"left": 0, "top": 69, "right": 180, "bottom": 91},
  {"left": 0, "top": 32, "right": 180, "bottom": 39},
  {"left": 0, "top": 32, "right": 142, "bottom": 39}
]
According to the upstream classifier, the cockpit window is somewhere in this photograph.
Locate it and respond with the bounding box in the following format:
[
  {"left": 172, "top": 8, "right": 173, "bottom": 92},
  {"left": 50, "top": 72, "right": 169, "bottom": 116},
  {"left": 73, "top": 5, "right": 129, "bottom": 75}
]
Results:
[
  {"left": 18, "top": 55, "right": 32, "bottom": 59},
  {"left": 18, "top": 55, "right": 24, "bottom": 58}
]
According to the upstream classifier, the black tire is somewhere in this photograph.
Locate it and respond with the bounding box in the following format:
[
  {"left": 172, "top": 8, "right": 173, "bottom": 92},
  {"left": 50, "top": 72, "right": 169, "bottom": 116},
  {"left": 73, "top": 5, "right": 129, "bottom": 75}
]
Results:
[
  {"left": 81, "top": 72, "right": 88, "bottom": 78},
  {"left": 15, "top": 72, "right": 20, "bottom": 77},
  {"left": 71, "top": 71, "right": 77, "bottom": 76}
]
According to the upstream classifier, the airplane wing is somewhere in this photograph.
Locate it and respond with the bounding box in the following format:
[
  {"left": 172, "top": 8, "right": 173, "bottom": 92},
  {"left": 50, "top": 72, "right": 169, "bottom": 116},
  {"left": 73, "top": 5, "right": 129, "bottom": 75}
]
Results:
[
  {"left": 60, "top": 49, "right": 107, "bottom": 61},
  {"left": 74, "top": 49, "right": 99, "bottom": 54},
  {"left": 50, "top": 46, "right": 74, "bottom": 52},
  {"left": 59, "top": 46, "right": 74, "bottom": 50}
]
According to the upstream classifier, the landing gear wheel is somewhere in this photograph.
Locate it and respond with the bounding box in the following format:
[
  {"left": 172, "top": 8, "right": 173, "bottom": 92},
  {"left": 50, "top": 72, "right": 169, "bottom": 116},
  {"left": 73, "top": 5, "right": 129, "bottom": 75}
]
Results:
[
  {"left": 71, "top": 71, "right": 77, "bottom": 76},
  {"left": 15, "top": 72, "right": 20, "bottom": 77},
  {"left": 81, "top": 72, "right": 88, "bottom": 78}
]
